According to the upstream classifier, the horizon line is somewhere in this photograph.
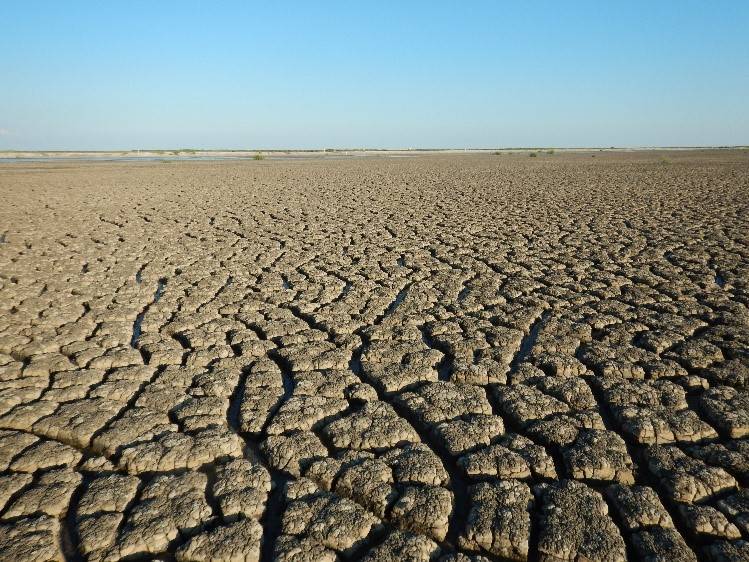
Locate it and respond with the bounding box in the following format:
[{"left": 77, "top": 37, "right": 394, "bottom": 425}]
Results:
[{"left": 1, "top": 145, "right": 748, "bottom": 153}]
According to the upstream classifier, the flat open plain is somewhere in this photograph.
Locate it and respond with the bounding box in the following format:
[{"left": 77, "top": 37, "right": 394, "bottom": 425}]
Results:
[{"left": 0, "top": 151, "right": 748, "bottom": 561}]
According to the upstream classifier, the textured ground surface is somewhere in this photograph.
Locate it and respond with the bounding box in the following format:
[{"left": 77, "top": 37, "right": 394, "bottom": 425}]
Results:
[{"left": 0, "top": 151, "right": 748, "bottom": 561}]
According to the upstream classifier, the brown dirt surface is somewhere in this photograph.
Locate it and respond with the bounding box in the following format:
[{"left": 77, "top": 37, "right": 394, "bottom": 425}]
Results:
[{"left": 0, "top": 150, "right": 748, "bottom": 561}]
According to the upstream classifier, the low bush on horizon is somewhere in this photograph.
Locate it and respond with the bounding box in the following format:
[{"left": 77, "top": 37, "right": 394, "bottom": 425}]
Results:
[
  {"left": 529, "top": 152, "right": 538, "bottom": 157},
  {"left": 253, "top": 152, "right": 264, "bottom": 161}
]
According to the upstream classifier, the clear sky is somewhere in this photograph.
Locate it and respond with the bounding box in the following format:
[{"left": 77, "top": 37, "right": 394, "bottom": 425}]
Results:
[{"left": 1, "top": 1, "right": 748, "bottom": 150}]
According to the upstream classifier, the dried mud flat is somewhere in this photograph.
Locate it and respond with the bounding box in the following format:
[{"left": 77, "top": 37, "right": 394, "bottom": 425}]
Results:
[{"left": 0, "top": 151, "right": 748, "bottom": 562}]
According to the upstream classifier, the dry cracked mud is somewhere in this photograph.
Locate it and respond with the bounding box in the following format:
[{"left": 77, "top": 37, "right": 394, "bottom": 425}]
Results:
[{"left": 0, "top": 150, "right": 748, "bottom": 561}]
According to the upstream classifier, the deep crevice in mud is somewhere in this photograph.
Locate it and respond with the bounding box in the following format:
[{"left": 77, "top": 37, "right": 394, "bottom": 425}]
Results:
[
  {"left": 350, "top": 525, "right": 391, "bottom": 562},
  {"left": 226, "top": 365, "right": 252, "bottom": 436},
  {"left": 259, "top": 472, "right": 290, "bottom": 562},
  {"left": 527, "top": 497, "right": 541, "bottom": 562},
  {"left": 268, "top": 352, "right": 296, "bottom": 407},
  {"left": 61, "top": 475, "right": 91, "bottom": 562},
  {"left": 134, "top": 262, "right": 148, "bottom": 284},
  {"left": 223, "top": 349, "right": 292, "bottom": 562},
  {"left": 280, "top": 303, "right": 335, "bottom": 340},
  {"left": 199, "top": 463, "right": 224, "bottom": 522},
  {"left": 420, "top": 326, "right": 454, "bottom": 382},
  {"left": 382, "top": 284, "right": 410, "bottom": 318},
  {"left": 457, "top": 285, "right": 471, "bottom": 302},
  {"left": 130, "top": 278, "right": 167, "bottom": 348},
  {"left": 509, "top": 311, "right": 550, "bottom": 372},
  {"left": 597, "top": 491, "right": 639, "bottom": 562}
]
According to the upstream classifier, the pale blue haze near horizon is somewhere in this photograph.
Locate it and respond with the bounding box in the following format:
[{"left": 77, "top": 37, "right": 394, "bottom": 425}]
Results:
[{"left": 1, "top": 1, "right": 748, "bottom": 150}]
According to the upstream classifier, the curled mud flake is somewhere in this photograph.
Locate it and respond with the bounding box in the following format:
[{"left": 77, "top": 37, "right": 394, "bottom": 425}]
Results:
[
  {"left": 397, "top": 381, "right": 493, "bottom": 426},
  {"left": 605, "top": 484, "right": 675, "bottom": 531},
  {"left": 432, "top": 414, "right": 505, "bottom": 457},
  {"left": 646, "top": 445, "right": 737, "bottom": 504},
  {"left": 175, "top": 518, "right": 263, "bottom": 562},
  {"left": 9, "top": 438, "right": 82, "bottom": 472},
  {"left": 678, "top": 504, "right": 742, "bottom": 540},
  {"left": 281, "top": 479, "right": 384, "bottom": 557},
  {"left": 700, "top": 385, "right": 749, "bottom": 438},
  {"left": 717, "top": 489, "right": 749, "bottom": 536},
  {"left": 562, "top": 429, "right": 634, "bottom": 484},
  {"left": 3, "top": 468, "right": 82, "bottom": 519},
  {"left": 0, "top": 473, "right": 34, "bottom": 511},
  {"left": 0, "top": 515, "right": 63, "bottom": 562},
  {"left": 117, "top": 425, "right": 244, "bottom": 473},
  {"left": 459, "top": 433, "right": 557, "bottom": 480},
  {"left": 536, "top": 480, "right": 626, "bottom": 562},
  {"left": 459, "top": 480, "right": 533, "bottom": 561},
  {"left": 261, "top": 431, "right": 329, "bottom": 477},
  {"left": 266, "top": 394, "right": 349, "bottom": 435},
  {"left": 213, "top": 458, "right": 272, "bottom": 521},
  {"left": 332, "top": 457, "right": 396, "bottom": 518},
  {"left": 114, "top": 472, "right": 213, "bottom": 558},
  {"left": 390, "top": 485, "right": 453, "bottom": 542},
  {"left": 361, "top": 529, "right": 441, "bottom": 562},
  {"left": 322, "top": 400, "right": 421, "bottom": 451},
  {"left": 630, "top": 527, "right": 697, "bottom": 562}
]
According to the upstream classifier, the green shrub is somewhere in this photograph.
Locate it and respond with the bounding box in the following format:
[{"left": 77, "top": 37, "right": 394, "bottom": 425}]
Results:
[
  {"left": 253, "top": 152, "right": 264, "bottom": 161},
  {"left": 529, "top": 152, "right": 537, "bottom": 158}
]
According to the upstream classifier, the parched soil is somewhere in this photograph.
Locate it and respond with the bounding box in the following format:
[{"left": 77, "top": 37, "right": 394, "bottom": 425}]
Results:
[{"left": 0, "top": 151, "right": 748, "bottom": 561}]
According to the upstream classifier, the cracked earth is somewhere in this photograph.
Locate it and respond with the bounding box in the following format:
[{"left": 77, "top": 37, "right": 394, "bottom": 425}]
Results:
[{"left": 0, "top": 151, "right": 748, "bottom": 561}]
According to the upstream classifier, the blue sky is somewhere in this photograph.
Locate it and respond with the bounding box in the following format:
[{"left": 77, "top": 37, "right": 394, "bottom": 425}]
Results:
[{"left": 1, "top": 1, "right": 747, "bottom": 149}]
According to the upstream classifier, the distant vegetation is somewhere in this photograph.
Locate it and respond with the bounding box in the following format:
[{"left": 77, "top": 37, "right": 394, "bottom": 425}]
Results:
[
  {"left": 253, "top": 152, "right": 265, "bottom": 161},
  {"left": 529, "top": 152, "right": 538, "bottom": 158}
]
